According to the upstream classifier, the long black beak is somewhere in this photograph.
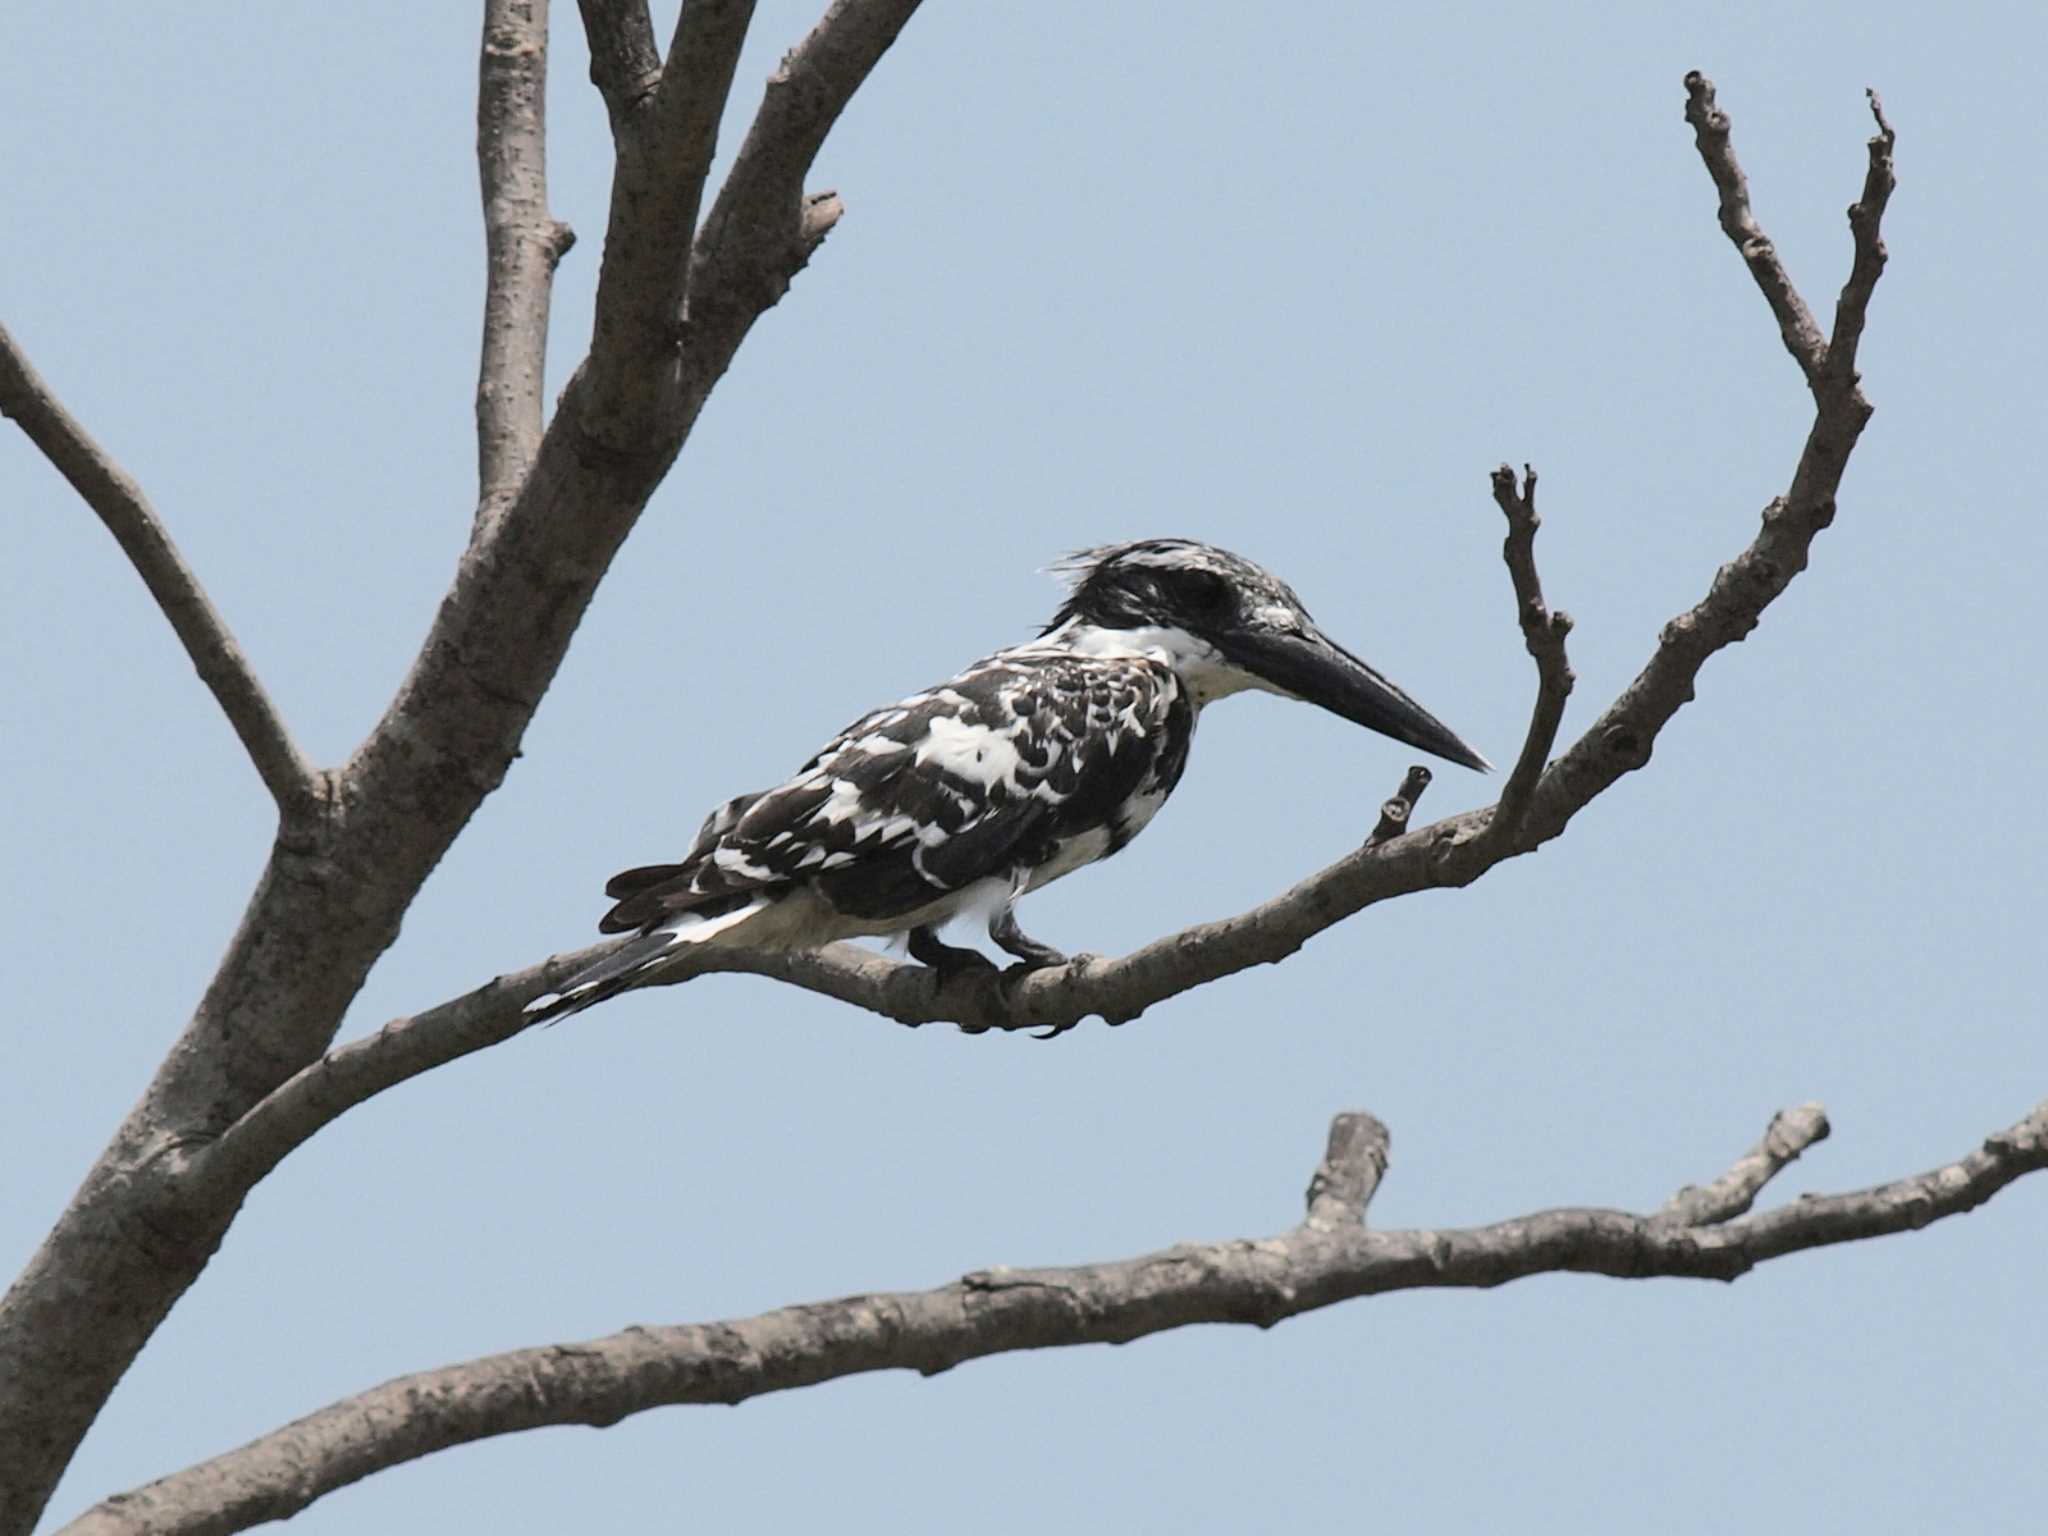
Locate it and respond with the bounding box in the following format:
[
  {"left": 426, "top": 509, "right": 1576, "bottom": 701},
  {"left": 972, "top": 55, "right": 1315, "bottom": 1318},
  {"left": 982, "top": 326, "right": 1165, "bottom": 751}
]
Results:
[{"left": 1222, "top": 625, "right": 1492, "bottom": 771}]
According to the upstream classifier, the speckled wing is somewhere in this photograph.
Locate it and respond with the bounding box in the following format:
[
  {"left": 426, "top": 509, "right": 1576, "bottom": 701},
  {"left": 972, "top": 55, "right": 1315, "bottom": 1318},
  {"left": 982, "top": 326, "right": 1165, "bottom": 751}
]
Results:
[{"left": 597, "top": 650, "right": 1192, "bottom": 935}]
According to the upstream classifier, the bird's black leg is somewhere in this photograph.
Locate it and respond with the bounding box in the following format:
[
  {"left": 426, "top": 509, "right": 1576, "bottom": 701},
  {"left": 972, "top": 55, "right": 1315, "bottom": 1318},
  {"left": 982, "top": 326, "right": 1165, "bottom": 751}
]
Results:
[
  {"left": 989, "top": 907, "right": 1068, "bottom": 969},
  {"left": 988, "top": 908, "right": 1093, "bottom": 1038},
  {"left": 908, "top": 924, "right": 996, "bottom": 985}
]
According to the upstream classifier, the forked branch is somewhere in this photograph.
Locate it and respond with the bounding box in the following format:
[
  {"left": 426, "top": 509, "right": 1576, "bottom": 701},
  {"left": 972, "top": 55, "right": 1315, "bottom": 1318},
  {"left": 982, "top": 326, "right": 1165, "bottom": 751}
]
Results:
[
  {"left": 76, "top": 1098, "right": 2048, "bottom": 1536},
  {"left": 1485, "top": 463, "right": 1574, "bottom": 841}
]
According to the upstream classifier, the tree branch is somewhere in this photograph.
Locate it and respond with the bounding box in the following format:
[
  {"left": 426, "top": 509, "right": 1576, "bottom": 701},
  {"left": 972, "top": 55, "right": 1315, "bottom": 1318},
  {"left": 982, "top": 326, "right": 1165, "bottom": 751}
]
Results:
[
  {"left": 1682, "top": 71, "right": 1828, "bottom": 386},
  {"left": 72, "top": 1099, "right": 2048, "bottom": 1536},
  {"left": 0, "top": 323, "right": 322, "bottom": 818},
  {"left": 678, "top": 0, "right": 923, "bottom": 401},
  {"left": 1483, "top": 464, "right": 1574, "bottom": 843},
  {"left": 1654, "top": 1102, "right": 1829, "bottom": 1227},
  {"left": 476, "top": 0, "right": 575, "bottom": 526},
  {"left": 581, "top": 0, "right": 759, "bottom": 431},
  {"left": 574, "top": 0, "right": 659, "bottom": 126},
  {"left": 1821, "top": 89, "right": 1896, "bottom": 399}
]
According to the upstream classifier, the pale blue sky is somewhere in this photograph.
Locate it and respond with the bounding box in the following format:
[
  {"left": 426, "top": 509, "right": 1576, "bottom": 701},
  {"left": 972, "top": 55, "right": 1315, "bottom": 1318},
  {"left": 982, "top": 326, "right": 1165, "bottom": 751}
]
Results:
[{"left": 6, "top": 3, "right": 2045, "bottom": 1531}]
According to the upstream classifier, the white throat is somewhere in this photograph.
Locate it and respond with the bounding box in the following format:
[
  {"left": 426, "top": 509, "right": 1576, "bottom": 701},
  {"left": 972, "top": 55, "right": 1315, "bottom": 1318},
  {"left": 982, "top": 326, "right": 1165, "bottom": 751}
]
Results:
[{"left": 1046, "top": 619, "right": 1264, "bottom": 709}]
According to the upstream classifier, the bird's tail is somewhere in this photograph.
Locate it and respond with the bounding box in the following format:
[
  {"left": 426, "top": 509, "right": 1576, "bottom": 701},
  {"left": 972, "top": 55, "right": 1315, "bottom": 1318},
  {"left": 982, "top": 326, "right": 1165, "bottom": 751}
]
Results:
[{"left": 523, "top": 895, "right": 772, "bottom": 1024}]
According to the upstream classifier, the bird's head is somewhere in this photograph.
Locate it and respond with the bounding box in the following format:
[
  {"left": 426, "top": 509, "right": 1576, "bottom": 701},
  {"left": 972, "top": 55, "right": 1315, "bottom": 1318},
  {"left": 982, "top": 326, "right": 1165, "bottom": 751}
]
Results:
[{"left": 1046, "top": 538, "right": 1491, "bottom": 772}]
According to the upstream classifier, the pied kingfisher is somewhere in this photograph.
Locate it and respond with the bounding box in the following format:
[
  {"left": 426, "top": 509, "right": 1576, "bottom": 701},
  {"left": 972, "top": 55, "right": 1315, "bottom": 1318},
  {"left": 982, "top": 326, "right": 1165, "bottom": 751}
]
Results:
[{"left": 526, "top": 539, "right": 1489, "bottom": 1022}]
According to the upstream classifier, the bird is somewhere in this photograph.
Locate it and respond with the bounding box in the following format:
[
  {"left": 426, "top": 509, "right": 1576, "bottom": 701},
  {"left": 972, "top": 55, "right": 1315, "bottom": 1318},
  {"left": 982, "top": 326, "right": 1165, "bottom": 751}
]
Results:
[{"left": 524, "top": 539, "right": 1489, "bottom": 1024}]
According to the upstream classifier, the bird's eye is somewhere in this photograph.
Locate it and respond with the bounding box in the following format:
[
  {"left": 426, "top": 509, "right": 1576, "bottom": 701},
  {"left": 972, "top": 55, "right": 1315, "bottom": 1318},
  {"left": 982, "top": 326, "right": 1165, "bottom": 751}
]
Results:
[{"left": 1178, "top": 570, "right": 1230, "bottom": 614}]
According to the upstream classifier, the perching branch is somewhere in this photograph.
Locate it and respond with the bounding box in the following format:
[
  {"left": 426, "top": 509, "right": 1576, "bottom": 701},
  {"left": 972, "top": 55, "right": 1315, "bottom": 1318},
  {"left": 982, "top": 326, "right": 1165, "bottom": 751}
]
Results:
[
  {"left": 71, "top": 1099, "right": 2048, "bottom": 1536},
  {"left": 0, "top": 323, "right": 322, "bottom": 818},
  {"left": 476, "top": 0, "right": 575, "bottom": 525}
]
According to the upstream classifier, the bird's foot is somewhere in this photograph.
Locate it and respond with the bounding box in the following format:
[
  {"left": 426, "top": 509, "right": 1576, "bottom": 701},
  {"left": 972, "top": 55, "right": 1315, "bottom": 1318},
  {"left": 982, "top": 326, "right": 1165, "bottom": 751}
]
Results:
[
  {"left": 908, "top": 925, "right": 998, "bottom": 989},
  {"left": 989, "top": 908, "right": 1069, "bottom": 969},
  {"left": 1001, "top": 951, "right": 1098, "bottom": 1040}
]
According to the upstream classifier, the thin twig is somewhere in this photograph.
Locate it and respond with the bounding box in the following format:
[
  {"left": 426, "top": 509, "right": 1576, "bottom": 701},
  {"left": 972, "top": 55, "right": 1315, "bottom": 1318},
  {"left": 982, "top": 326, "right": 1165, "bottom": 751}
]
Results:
[
  {"left": 87, "top": 1099, "right": 2048, "bottom": 1536},
  {"left": 1485, "top": 464, "right": 1574, "bottom": 842},
  {"left": 1819, "top": 89, "right": 1897, "bottom": 399},
  {"left": 477, "top": 0, "right": 576, "bottom": 526},
  {"left": 0, "top": 324, "right": 322, "bottom": 817},
  {"left": 1654, "top": 1102, "right": 1830, "bottom": 1227},
  {"left": 1682, "top": 72, "right": 1828, "bottom": 386}
]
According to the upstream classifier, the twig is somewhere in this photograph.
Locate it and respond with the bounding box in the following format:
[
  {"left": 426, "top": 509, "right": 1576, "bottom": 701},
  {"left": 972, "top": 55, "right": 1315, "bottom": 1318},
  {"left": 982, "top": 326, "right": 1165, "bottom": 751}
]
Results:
[
  {"left": 1485, "top": 464, "right": 1574, "bottom": 842},
  {"left": 1654, "top": 1102, "right": 1830, "bottom": 1227},
  {"left": 477, "top": 0, "right": 576, "bottom": 526},
  {"left": 1365, "top": 766, "right": 1433, "bottom": 847},
  {"left": 1819, "top": 89, "right": 1897, "bottom": 399},
  {"left": 84, "top": 1099, "right": 2048, "bottom": 1536},
  {"left": 1682, "top": 72, "right": 1828, "bottom": 386},
  {"left": 0, "top": 324, "right": 322, "bottom": 817}
]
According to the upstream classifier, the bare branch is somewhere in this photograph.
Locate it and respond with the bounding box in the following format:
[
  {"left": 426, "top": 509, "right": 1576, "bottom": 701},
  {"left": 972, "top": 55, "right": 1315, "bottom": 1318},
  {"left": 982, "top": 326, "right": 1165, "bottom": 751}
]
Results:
[
  {"left": 73, "top": 1100, "right": 2048, "bottom": 1536},
  {"left": 1655, "top": 1102, "right": 1830, "bottom": 1227},
  {"left": 581, "top": 0, "right": 759, "bottom": 426},
  {"left": 1820, "top": 89, "right": 1897, "bottom": 398},
  {"left": 0, "top": 324, "right": 322, "bottom": 817},
  {"left": 678, "top": 0, "right": 924, "bottom": 400},
  {"left": 477, "top": 0, "right": 576, "bottom": 525},
  {"left": 1682, "top": 72, "right": 1828, "bottom": 385},
  {"left": 1484, "top": 464, "right": 1574, "bottom": 842},
  {"left": 574, "top": 0, "right": 659, "bottom": 125}
]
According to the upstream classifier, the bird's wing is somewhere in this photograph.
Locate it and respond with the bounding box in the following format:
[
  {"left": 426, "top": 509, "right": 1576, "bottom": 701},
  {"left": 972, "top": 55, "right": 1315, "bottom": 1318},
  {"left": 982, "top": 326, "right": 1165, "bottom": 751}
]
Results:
[{"left": 597, "top": 650, "right": 1188, "bottom": 934}]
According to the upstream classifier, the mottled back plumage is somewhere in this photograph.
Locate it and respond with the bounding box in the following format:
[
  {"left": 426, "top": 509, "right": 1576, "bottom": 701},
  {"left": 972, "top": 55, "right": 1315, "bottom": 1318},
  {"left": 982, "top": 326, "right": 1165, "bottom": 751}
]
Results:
[{"left": 596, "top": 646, "right": 1192, "bottom": 934}]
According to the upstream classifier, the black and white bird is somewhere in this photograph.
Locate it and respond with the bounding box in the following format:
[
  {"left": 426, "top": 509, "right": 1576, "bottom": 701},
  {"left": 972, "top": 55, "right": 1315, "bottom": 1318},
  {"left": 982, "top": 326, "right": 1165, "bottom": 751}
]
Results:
[{"left": 526, "top": 539, "right": 1489, "bottom": 1023}]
